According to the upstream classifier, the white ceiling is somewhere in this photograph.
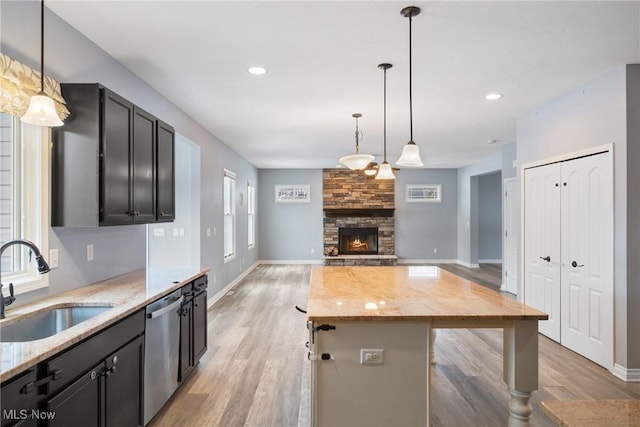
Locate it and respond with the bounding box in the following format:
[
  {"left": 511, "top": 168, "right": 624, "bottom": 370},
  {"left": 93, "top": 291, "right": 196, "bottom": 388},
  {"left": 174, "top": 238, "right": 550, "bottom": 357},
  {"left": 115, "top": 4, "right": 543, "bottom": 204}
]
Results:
[{"left": 47, "top": 1, "right": 640, "bottom": 169}]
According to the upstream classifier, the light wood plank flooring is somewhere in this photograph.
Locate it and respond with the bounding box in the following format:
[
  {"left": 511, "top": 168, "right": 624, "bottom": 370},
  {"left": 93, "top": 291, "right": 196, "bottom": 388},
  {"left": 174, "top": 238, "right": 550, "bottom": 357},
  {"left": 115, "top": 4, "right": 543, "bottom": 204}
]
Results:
[{"left": 150, "top": 264, "right": 640, "bottom": 427}]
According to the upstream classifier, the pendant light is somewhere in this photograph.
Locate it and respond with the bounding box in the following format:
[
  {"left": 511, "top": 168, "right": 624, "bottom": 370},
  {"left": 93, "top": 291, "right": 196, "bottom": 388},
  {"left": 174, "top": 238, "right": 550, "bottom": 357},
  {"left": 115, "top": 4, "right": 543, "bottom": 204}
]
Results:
[
  {"left": 21, "top": 0, "right": 64, "bottom": 127},
  {"left": 376, "top": 63, "right": 395, "bottom": 180},
  {"left": 339, "top": 113, "right": 374, "bottom": 170},
  {"left": 396, "top": 6, "right": 424, "bottom": 167},
  {"left": 363, "top": 162, "right": 378, "bottom": 176}
]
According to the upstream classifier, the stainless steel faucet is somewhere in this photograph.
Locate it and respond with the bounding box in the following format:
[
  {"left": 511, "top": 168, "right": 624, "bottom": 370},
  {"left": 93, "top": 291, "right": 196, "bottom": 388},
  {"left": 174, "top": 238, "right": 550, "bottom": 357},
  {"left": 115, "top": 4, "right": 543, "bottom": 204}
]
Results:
[{"left": 0, "top": 239, "right": 51, "bottom": 319}]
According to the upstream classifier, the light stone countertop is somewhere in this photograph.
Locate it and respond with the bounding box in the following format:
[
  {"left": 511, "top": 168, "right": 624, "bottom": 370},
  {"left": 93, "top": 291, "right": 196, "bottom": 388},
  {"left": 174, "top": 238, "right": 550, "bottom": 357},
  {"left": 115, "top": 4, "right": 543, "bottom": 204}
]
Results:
[
  {"left": 541, "top": 400, "right": 640, "bottom": 426},
  {"left": 0, "top": 267, "right": 209, "bottom": 382},
  {"left": 307, "top": 265, "right": 548, "bottom": 322}
]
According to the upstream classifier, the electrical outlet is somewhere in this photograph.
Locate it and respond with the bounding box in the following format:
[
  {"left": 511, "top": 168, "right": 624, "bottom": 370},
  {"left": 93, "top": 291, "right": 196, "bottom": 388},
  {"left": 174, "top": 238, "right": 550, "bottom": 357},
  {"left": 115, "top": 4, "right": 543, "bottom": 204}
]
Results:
[
  {"left": 87, "top": 244, "right": 94, "bottom": 261},
  {"left": 49, "top": 249, "right": 59, "bottom": 269},
  {"left": 206, "top": 228, "right": 211, "bottom": 237},
  {"left": 433, "top": 247, "right": 438, "bottom": 254},
  {"left": 311, "top": 248, "right": 315, "bottom": 254},
  {"left": 360, "top": 349, "right": 384, "bottom": 365},
  {"left": 173, "top": 228, "right": 179, "bottom": 237}
]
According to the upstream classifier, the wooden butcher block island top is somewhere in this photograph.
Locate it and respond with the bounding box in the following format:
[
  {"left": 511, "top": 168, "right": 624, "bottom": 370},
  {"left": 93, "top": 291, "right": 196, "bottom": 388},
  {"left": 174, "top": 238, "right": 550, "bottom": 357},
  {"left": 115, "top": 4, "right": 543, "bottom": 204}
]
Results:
[{"left": 307, "top": 265, "right": 548, "bottom": 322}]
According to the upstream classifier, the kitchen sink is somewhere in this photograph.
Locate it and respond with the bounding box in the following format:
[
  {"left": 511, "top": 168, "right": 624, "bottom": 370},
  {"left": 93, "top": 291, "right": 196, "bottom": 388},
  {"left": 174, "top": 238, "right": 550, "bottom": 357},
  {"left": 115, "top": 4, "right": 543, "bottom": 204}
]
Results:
[{"left": 0, "top": 304, "right": 115, "bottom": 342}]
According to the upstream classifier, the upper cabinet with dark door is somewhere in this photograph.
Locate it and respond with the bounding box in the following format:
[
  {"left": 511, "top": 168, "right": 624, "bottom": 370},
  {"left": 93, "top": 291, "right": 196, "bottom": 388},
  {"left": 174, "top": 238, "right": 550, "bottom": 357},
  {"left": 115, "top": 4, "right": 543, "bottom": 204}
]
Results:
[
  {"left": 156, "top": 119, "right": 175, "bottom": 222},
  {"left": 52, "top": 83, "right": 174, "bottom": 226}
]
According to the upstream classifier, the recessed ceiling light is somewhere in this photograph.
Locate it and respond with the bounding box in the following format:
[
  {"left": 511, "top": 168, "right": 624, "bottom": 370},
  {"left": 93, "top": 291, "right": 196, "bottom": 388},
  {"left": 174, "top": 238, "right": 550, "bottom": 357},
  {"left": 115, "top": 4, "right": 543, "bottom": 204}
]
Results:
[
  {"left": 488, "top": 139, "right": 499, "bottom": 144},
  {"left": 248, "top": 66, "right": 267, "bottom": 75},
  {"left": 485, "top": 93, "right": 503, "bottom": 101}
]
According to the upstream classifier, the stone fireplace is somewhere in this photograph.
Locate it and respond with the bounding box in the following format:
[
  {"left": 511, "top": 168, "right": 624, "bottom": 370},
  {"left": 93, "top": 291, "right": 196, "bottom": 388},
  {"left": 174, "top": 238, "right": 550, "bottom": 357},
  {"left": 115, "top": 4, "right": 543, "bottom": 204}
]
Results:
[{"left": 323, "top": 169, "right": 397, "bottom": 266}]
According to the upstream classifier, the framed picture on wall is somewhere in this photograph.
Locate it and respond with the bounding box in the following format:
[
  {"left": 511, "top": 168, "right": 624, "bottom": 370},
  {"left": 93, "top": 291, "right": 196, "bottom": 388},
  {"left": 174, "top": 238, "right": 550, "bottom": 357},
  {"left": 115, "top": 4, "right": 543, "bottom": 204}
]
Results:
[
  {"left": 406, "top": 184, "right": 442, "bottom": 203},
  {"left": 274, "top": 185, "right": 311, "bottom": 203}
]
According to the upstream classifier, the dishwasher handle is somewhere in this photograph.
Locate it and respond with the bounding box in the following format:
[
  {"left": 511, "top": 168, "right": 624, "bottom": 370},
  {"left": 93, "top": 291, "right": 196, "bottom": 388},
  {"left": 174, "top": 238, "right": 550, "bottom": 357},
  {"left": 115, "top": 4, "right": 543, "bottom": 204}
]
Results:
[{"left": 147, "top": 295, "right": 184, "bottom": 319}]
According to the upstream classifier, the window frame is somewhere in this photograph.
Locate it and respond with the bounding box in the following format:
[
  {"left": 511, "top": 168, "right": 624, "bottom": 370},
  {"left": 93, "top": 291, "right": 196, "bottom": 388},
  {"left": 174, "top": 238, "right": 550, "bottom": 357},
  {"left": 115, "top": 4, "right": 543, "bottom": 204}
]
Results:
[
  {"left": 223, "top": 169, "right": 236, "bottom": 263},
  {"left": 247, "top": 181, "right": 256, "bottom": 250},
  {"left": 0, "top": 114, "right": 50, "bottom": 294}
]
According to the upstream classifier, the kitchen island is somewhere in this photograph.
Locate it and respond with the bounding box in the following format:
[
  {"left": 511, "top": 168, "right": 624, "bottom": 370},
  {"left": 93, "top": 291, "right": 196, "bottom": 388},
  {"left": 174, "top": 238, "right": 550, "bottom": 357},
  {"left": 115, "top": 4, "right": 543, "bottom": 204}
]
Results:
[{"left": 307, "top": 265, "right": 548, "bottom": 427}]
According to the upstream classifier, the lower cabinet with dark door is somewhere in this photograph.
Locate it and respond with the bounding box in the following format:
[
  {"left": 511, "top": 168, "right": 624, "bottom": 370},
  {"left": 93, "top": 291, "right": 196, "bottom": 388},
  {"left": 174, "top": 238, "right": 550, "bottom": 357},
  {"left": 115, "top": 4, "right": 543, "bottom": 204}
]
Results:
[
  {"left": 1, "top": 310, "right": 145, "bottom": 427},
  {"left": 179, "top": 275, "right": 208, "bottom": 382}
]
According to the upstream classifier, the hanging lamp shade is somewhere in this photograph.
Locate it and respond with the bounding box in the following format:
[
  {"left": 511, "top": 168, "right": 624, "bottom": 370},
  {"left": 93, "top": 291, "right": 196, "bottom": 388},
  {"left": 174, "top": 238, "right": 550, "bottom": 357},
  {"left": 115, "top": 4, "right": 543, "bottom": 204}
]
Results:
[
  {"left": 397, "top": 140, "right": 423, "bottom": 167},
  {"left": 376, "top": 162, "right": 395, "bottom": 180},
  {"left": 21, "top": 92, "right": 63, "bottom": 126},
  {"left": 339, "top": 113, "right": 374, "bottom": 170},
  {"left": 20, "top": 0, "right": 64, "bottom": 127},
  {"left": 396, "top": 6, "right": 423, "bottom": 167},
  {"left": 375, "top": 63, "right": 395, "bottom": 180}
]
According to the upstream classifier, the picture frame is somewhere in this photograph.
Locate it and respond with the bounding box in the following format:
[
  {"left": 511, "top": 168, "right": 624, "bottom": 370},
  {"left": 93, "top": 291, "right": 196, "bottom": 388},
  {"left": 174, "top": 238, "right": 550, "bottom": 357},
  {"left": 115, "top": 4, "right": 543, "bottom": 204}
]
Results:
[
  {"left": 274, "top": 185, "right": 310, "bottom": 203},
  {"left": 406, "top": 184, "right": 442, "bottom": 203}
]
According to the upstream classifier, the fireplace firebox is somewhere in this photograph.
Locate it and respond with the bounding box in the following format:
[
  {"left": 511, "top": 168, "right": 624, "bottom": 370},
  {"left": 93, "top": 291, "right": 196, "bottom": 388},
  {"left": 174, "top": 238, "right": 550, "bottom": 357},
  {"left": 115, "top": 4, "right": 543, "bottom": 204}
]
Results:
[{"left": 339, "top": 227, "right": 378, "bottom": 255}]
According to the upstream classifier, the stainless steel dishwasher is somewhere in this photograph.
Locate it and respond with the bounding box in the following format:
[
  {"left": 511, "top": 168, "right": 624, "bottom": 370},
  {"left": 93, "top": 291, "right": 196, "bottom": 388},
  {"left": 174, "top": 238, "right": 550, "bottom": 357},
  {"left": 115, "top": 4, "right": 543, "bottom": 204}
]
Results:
[{"left": 144, "top": 289, "right": 183, "bottom": 425}]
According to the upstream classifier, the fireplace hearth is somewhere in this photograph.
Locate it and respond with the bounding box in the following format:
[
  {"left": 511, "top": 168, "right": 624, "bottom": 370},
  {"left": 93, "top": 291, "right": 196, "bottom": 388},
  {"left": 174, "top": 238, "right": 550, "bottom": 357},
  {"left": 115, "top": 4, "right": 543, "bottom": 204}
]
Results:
[{"left": 339, "top": 227, "right": 378, "bottom": 255}]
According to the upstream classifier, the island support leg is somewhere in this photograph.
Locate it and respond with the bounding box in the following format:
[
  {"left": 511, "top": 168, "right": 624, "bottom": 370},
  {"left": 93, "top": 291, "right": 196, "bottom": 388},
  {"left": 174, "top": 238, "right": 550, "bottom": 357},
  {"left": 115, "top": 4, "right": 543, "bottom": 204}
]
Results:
[
  {"left": 503, "top": 320, "right": 538, "bottom": 427},
  {"left": 429, "top": 329, "right": 437, "bottom": 364}
]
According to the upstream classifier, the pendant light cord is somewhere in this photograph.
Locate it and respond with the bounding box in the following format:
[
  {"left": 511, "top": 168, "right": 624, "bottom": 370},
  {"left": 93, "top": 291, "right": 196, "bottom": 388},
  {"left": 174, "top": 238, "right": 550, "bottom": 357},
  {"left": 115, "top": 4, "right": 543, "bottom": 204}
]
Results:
[
  {"left": 354, "top": 115, "right": 360, "bottom": 154},
  {"left": 408, "top": 12, "right": 413, "bottom": 143},
  {"left": 383, "top": 65, "right": 387, "bottom": 162},
  {"left": 40, "top": 0, "right": 45, "bottom": 92}
]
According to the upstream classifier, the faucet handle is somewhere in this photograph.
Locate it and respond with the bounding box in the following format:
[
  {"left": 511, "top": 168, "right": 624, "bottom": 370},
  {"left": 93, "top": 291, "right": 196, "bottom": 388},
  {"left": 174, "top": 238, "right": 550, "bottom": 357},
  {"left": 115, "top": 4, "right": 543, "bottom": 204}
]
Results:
[{"left": 8, "top": 283, "right": 14, "bottom": 298}]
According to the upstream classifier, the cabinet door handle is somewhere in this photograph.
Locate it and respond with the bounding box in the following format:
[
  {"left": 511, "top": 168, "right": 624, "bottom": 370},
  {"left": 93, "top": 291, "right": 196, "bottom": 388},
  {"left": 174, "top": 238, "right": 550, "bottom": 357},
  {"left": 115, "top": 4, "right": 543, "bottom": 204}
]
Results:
[
  {"left": 571, "top": 261, "right": 585, "bottom": 268},
  {"left": 20, "top": 369, "right": 63, "bottom": 394},
  {"left": 539, "top": 256, "right": 551, "bottom": 262},
  {"left": 103, "top": 366, "right": 117, "bottom": 377}
]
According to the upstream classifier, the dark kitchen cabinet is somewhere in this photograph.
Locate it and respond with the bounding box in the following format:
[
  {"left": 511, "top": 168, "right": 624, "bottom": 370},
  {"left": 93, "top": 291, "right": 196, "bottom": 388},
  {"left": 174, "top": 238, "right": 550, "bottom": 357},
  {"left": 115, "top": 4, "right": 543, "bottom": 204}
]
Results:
[
  {"left": 52, "top": 83, "right": 174, "bottom": 227},
  {"left": 155, "top": 119, "right": 175, "bottom": 222},
  {"left": 0, "top": 370, "right": 39, "bottom": 427},
  {"left": 0, "top": 310, "right": 145, "bottom": 427},
  {"left": 179, "top": 275, "right": 208, "bottom": 382},
  {"left": 47, "top": 335, "right": 144, "bottom": 427}
]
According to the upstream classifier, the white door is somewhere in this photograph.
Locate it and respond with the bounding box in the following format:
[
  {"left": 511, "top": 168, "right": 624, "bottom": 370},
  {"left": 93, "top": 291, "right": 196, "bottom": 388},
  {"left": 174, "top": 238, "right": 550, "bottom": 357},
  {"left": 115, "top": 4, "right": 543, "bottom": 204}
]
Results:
[
  {"left": 504, "top": 178, "right": 519, "bottom": 295},
  {"left": 523, "top": 163, "right": 562, "bottom": 342},
  {"left": 560, "top": 152, "right": 613, "bottom": 368}
]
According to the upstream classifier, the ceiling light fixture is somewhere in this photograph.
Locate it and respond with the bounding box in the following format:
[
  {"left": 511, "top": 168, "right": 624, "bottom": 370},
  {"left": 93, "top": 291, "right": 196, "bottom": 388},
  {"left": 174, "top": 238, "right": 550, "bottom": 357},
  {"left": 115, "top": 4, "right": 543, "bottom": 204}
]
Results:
[
  {"left": 363, "top": 162, "right": 378, "bottom": 176},
  {"left": 376, "top": 63, "right": 395, "bottom": 180},
  {"left": 485, "top": 93, "right": 503, "bottom": 101},
  {"left": 248, "top": 66, "right": 267, "bottom": 75},
  {"left": 21, "top": 0, "right": 63, "bottom": 127},
  {"left": 339, "top": 113, "right": 375, "bottom": 170},
  {"left": 396, "top": 6, "right": 424, "bottom": 168}
]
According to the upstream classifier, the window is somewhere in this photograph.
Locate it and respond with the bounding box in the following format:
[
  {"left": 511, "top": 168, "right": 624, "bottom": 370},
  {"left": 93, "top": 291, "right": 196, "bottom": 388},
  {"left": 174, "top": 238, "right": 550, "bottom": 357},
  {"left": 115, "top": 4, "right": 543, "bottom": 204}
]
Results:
[
  {"left": 223, "top": 169, "right": 236, "bottom": 262},
  {"left": 247, "top": 182, "right": 256, "bottom": 249},
  {"left": 0, "top": 112, "right": 50, "bottom": 293},
  {"left": 406, "top": 184, "right": 442, "bottom": 203}
]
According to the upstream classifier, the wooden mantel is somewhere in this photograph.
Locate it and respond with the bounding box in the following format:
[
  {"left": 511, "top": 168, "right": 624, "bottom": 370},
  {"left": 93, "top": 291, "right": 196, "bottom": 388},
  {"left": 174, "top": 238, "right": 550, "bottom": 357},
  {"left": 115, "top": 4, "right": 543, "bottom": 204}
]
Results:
[{"left": 323, "top": 208, "right": 394, "bottom": 218}]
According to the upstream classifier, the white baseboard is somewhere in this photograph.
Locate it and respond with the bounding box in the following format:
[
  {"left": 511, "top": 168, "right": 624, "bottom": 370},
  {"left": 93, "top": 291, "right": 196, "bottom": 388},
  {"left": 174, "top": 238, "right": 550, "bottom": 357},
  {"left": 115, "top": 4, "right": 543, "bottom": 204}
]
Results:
[
  {"left": 479, "top": 259, "right": 503, "bottom": 264},
  {"left": 612, "top": 364, "right": 640, "bottom": 382},
  {"left": 456, "top": 260, "right": 480, "bottom": 268},
  {"left": 397, "top": 259, "right": 459, "bottom": 265},
  {"left": 258, "top": 259, "right": 323, "bottom": 265},
  {"left": 207, "top": 261, "right": 259, "bottom": 309}
]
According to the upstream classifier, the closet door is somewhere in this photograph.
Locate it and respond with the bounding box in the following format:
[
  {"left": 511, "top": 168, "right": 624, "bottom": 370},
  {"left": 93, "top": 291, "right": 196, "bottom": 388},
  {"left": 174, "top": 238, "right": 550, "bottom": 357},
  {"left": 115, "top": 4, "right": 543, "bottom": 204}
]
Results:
[
  {"left": 560, "top": 152, "right": 613, "bottom": 368},
  {"left": 523, "top": 163, "right": 562, "bottom": 342}
]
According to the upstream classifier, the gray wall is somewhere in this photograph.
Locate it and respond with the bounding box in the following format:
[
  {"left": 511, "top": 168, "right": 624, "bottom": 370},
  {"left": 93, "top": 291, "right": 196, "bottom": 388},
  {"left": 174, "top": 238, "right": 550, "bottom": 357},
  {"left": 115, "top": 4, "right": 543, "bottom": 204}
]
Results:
[
  {"left": 478, "top": 171, "right": 502, "bottom": 261},
  {"left": 2, "top": 1, "right": 257, "bottom": 304},
  {"left": 456, "top": 155, "right": 502, "bottom": 266},
  {"left": 394, "top": 169, "right": 458, "bottom": 260},
  {"left": 501, "top": 142, "right": 517, "bottom": 180},
  {"left": 258, "top": 169, "right": 323, "bottom": 261},
  {"left": 516, "top": 65, "right": 635, "bottom": 370}
]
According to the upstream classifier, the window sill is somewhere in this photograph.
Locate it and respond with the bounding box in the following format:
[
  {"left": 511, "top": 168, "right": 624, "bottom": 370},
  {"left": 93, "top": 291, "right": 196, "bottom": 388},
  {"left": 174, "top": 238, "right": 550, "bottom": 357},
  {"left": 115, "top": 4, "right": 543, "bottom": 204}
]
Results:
[{"left": 6, "top": 274, "right": 50, "bottom": 296}]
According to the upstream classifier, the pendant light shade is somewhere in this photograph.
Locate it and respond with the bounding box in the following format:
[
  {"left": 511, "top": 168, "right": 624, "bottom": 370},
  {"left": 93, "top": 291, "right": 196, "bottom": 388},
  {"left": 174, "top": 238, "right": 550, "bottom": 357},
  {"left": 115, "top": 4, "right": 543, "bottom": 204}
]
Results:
[
  {"left": 22, "top": 93, "right": 63, "bottom": 127},
  {"left": 20, "top": 0, "right": 64, "bottom": 127},
  {"left": 375, "top": 63, "right": 395, "bottom": 180},
  {"left": 396, "top": 6, "right": 423, "bottom": 167},
  {"left": 339, "top": 113, "right": 374, "bottom": 170},
  {"left": 376, "top": 162, "right": 395, "bottom": 180}
]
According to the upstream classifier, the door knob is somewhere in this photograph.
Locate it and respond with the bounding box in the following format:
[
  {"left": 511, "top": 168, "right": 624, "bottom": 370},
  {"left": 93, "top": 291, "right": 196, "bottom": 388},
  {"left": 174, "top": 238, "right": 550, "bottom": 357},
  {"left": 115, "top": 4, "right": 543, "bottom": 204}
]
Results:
[
  {"left": 571, "top": 261, "right": 584, "bottom": 268},
  {"left": 539, "top": 256, "right": 551, "bottom": 262}
]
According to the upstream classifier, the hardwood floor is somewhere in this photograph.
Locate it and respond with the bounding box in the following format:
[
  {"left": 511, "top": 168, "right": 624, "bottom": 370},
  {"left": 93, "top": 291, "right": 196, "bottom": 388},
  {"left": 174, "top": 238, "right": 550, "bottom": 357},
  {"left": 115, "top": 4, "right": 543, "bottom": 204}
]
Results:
[{"left": 150, "top": 264, "right": 640, "bottom": 427}]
